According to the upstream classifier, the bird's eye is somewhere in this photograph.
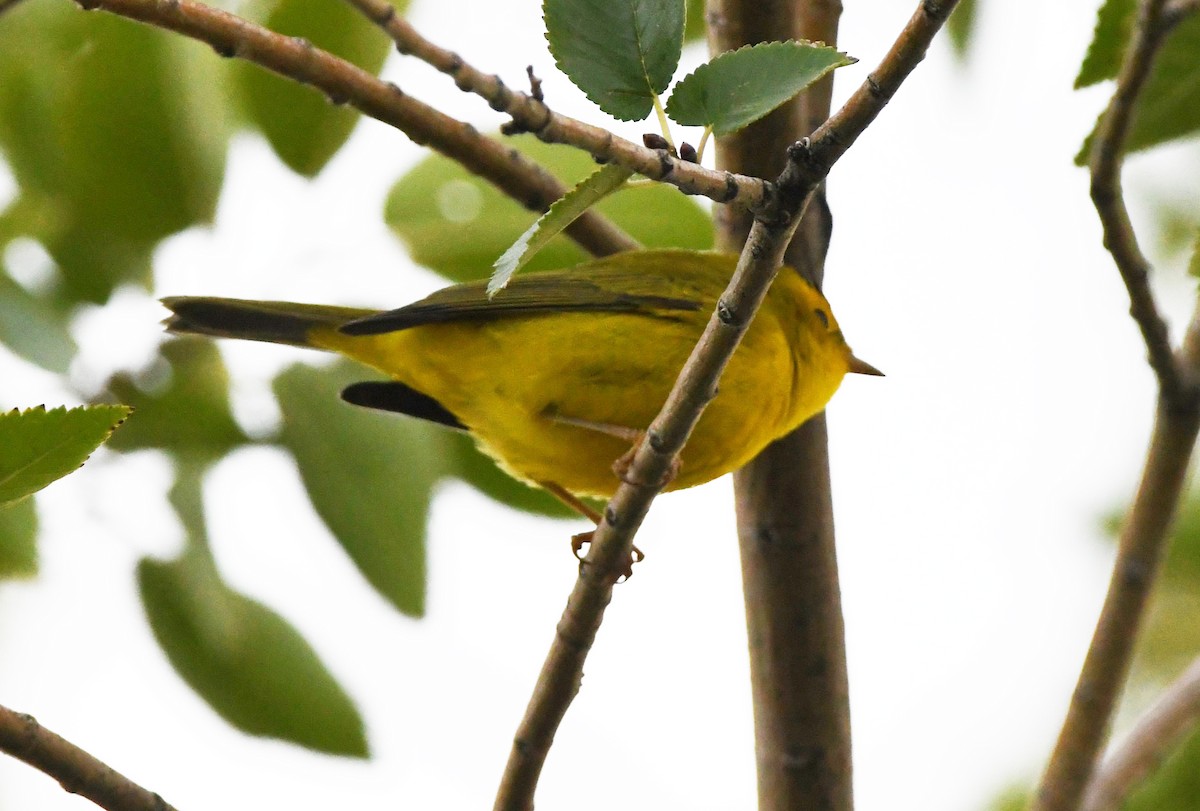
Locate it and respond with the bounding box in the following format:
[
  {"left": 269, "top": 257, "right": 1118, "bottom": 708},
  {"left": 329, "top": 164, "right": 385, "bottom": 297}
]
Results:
[{"left": 813, "top": 308, "right": 830, "bottom": 328}]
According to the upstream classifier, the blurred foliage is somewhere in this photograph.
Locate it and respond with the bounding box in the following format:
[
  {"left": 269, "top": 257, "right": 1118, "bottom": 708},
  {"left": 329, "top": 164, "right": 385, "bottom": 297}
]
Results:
[
  {"left": 386, "top": 133, "right": 713, "bottom": 283},
  {"left": 684, "top": 0, "right": 706, "bottom": 43},
  {"left": 237, "top": 0, "right": 396, "bottom": 176},
  {"left": 946, "top": 0, "right": 978, "bottom": 58},
  {"left": 0, "top": 0, "right": 229, "bottom": 303},
  {"left": 103, "top": 338, "right": 249, "bottom": 463},
  {"left": 1149, "top": 196, "right": 1200, "bottom": 268},
  {"left": 985, "top": 785, "right": 1030, "bottom": 811},
  {"left": 0, "top": 498, "right": 37, "bottom": 580},
  {"left": 0, "top": 265, "right": 76, "bottom": 374},
  {"left": 275, "top": 361, "right": 437, "bottom": 618},
  {"left": 139, "top": 465, "right": 368, "bottom": 756},
  {"left": 1075, "top": 0, "right": 1200, "bottom": 163}
]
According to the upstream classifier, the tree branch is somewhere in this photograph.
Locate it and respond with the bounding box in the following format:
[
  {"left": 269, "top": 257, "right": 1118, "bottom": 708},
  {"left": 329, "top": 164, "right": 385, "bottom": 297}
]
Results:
[
  {"left": 87, "top": 0, "right": 775, "bottom": 214},
  {"left": 1082, "top": 656, "right": 1200, "bottom": 811},
  {"left": 1086, "top": 0, "right": 1193, "bottom": 406},
  {"left": 707, "top": 0, "right": 850, "bottom": 808},
  {"left": 336, "top": 0, "right": 775, "bottom": 211},
  {"left": 1032, "top": 2, "right": 1200, "bottom": 809},
  {"left": 79, "top": 0, "right": 635, "bottom": 259},
  {"left": 492, "top": 3, "right": 958, "bottom": 808},
  {"left": 0, "top": 703, "right": 178, "bottom": 811}
]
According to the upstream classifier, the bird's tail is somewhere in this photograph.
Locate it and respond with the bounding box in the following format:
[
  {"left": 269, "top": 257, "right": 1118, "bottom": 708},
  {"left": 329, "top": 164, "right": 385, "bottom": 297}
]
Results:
[{"left": 161, "top": 297, "right": 378, "bottom": 348}]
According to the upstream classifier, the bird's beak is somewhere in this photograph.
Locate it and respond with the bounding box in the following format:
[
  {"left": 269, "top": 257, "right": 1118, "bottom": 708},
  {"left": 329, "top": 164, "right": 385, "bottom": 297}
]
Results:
[{"left": 848, "top": 354, "right": 884, "bottom": 376}]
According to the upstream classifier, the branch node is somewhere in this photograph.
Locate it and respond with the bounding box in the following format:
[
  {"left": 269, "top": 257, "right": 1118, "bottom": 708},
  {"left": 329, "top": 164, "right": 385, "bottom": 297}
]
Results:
[
  {"left": 922, "top": 0, "right": 951, "bottom": 21},
  {"left": 603, "top": 505, "right": 619, "bottom": 528},
  {"left": 721, "top": 172, "right": 740, "bottom": 203},
  {"left": 646, "top": 429, "right": 667, "bottom": 454},
  {"left": 373, "top": 1, "right": 394, "bottom": 24},
  {"left": 525, "top": 65, "right": 544, "bottom": 102},
  {"left": 656, "top": 148, "right": 677, "bottom": 179},
  {"left": 487, "top": 76, "right": 512, "bottom": 112},
  {"left": 716, "top": 297, "right": 742, "bottom": 327}
]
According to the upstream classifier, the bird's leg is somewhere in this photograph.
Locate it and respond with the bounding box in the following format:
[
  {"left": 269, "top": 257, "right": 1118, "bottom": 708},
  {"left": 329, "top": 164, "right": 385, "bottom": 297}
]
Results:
[
  {"left": 611, "top": 436, "right": 680, "bottom": 491},
  {"left": 537, "top": 479, "right": 644, "bottom": 580},
  {"left": 544, "top": 410, "right": 679, "bottom": 490},
  {"left": 539, "top": 479, "right": 602, "bottom": 523}
]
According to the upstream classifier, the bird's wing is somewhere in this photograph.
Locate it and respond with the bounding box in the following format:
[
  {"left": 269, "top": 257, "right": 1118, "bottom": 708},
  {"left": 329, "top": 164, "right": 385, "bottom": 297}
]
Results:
[{"left": 339, "top": 260, "right": 711, "bottom": 336}]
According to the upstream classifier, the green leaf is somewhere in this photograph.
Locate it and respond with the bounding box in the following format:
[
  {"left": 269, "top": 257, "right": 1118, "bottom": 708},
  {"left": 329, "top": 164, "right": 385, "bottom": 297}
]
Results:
[
  {"left": 986, "top": 785, "right": 1031, "bottom": 811},
  {"left": 0, "top": 265, "right": 76, "bottom": 374},
  {"left": 946, "top": 0, "right": 978, "bottom": 59},
  {"left": 666, "top": 41, "right": 855, "bottom": 136},
  {"left": 274, "top": 361, "right": 440, "bottom": 617},
  {"left": 103, "top": 338, "right": 249, "bottom": 462},
  {"left": 139, "top": 543, "right": 368, "bottom": 757},
  {"left": 544, "top": 0, "right": 685, "bottom": 121},
  {"left": 683, "top": 0, "right": 706, "bottom": 42},
  {"left": 1074, "top": 7, "right": 1200, "bottom": 163},
  {"left": 0, "top": 0, "right": 229, "bottom": 303},
  {"left": 443, "top": 432, "right": 579, "bottom": 519},
  {"left": 1076, "top": 0, "right": 1135, "bottom": 89},
  {"left": 1189, "top": 231, "right": 1200, "bottom": 278},
  {"left": 1124, "top": 723, "right": 1200, "bottom": 811},
  {"left": 386, "top": 134, "right": 712, "bottom": 283},
  {"left": 0, "top": 405, "right": 131, "bottom": 506},
  {"left": 489, "top": 163, "right": 635, "bottom": 294},
  {"left": 0, "top": 498, "right": 38, "bottom": 580},
  {"left": 237, "top": 0, "right": 395, "bottom": 176}
]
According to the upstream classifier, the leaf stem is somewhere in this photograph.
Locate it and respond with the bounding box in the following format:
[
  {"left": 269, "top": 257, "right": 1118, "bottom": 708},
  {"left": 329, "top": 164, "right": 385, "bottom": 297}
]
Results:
[
  {"left": 651, "top": 92, "right": 676, "bottom": 150},
  {"left": 694, "top": 125, "right": 713, "bottom": 165}
]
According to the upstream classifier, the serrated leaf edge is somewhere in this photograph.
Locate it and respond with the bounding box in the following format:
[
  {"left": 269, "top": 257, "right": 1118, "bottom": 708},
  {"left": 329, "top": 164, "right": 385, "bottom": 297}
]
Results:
[
  {"left": 665, "top": 39, "right": 856, "bottom": 135},
  {"left": 489, "top": 163, "right": 635, "bottom": 295},
  {"left": 0, "top": 405, "right": 133, "bottom": 505}
]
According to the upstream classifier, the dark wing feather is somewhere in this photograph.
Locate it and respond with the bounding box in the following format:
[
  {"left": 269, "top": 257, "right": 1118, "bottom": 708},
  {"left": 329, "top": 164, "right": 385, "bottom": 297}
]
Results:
[
  {"left": 341, "top": 381, "right": 467, "bottom": 431},
  {"left": 339, "top": 265, "right": 704, "bottom": 336}
]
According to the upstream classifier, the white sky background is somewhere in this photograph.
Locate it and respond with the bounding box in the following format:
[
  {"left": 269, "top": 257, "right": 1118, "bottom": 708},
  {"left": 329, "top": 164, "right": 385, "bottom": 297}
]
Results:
[{"left": 3, "top": 0, "right": 1199, "bottom": 809}]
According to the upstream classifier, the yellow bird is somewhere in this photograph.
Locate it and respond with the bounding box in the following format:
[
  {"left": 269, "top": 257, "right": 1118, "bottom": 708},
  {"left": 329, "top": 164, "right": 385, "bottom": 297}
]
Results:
[{"left": 163, "top": 249, "right": 879, "bottom": 516}]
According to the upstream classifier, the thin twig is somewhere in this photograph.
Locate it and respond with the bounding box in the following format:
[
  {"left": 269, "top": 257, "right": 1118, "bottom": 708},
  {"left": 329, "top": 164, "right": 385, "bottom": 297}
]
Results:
[
  {"left": 1032, "top": 2, "right": 1200, "bottom": 809},
  {"left": 339, "top": 0, "right": 774, "bottom": 211},
  {"left": 492, "top": 3, "right": 958, "bottom": 808},
  {"left": 1083, "top": 656, "right": 1200, "bottom": 811},
  {"left": 80, "top": 0, "right": 636, "bottom": 259},
  {"left": 1086, "top": 0, "right": 1191, "bottom": 405},
  {"left": 0, "top": 703, "right": 178, "bottom": 811}
]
